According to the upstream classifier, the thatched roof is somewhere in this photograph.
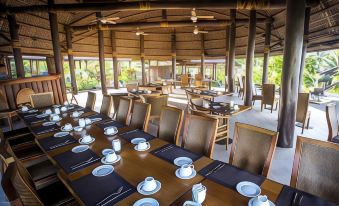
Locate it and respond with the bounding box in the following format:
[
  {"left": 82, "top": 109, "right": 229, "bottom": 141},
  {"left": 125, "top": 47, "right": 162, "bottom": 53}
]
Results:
[{"left": 0, "top": 0, "right": 338, "bottom": 61}]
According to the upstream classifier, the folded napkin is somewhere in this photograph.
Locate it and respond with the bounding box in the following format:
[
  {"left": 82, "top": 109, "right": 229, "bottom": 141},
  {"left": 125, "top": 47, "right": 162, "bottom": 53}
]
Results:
[
  {"left": 275, "top": 185, "right": 338, "bottom": 206},
  {"left": 31, "top": 124, "right": 59, "bottom": 135},
  {"left": 54, "top": 149, "right": 100, "bottom": 174},
  {"left": 119, "top": 129, "right": 155, "bottom": 142},
  {"left": 96, "top": 120, "right": 125, "bottom": 129},
  {"left": 37, "top": 134, "right": 77, "bottom": 151},
  {"left": 150, "top": 144, "right": 202, "bottom": 165},
  {"left": 199, "top": 160, "right": 265, "bottom": 190},
  {"left": 85, "top": 113, "right": 109, "bottom": 121},
  {"left": 71, "top": 172, "right": 136, "bottom": 206},
  {"left": 19, "top": 113, "right": 47, "bottom": 125}
]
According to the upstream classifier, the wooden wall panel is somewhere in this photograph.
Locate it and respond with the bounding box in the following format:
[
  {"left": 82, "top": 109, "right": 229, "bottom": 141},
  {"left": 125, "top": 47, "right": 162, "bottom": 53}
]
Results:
[
  {"left": 32, "top": 82, "right": 39, "bottom": 93},
  {"left": 5, "top": 85, "right": 15, "bottom": 109},
  {"left": 12, "top": 84, "right": 20, "bottom": 102},
  {"left": 37, "top": 81, "right": 43, "bottom": 93},
  {"left": 51, "top": 79, "right": 60, "bottom": 104},
  {"left": 56, "top": 79, "right": 64, "bottom": 103}
]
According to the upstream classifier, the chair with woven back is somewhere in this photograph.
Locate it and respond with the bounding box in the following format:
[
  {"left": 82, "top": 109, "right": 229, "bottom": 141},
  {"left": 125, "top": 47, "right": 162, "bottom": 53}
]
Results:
[
  {"left": 185, "top": 89, "right": 201, "bottom": 112},
  {"left": 296, "top": 93, "right": 311, "bottom": 134},
  {"left": 261, "top": 84, "right": 279, "bottom": 113},
  {"left": 85, "top": 92, "right": 96, "bottom": 111},
  {"left": 141, "top": 95, "right": 168, "bottom": 120},
  {"left": 158, "top": 106, "right": 184, "bottom": 145},
  {"left": 100, "top": 94, "right": 113, "bottom": 117},
  {"left": 115, "top": 97, "right": 132, "bottom": 126},
  {"left": 181, "top": 114, "right": 218, "bottom": 158},
  {"left": 129, "top": 101, "right": 151, "bottom": 132},
  {"left": 229, "top": 122, "right": 278, "bottom": 177},
  {"left": 194, "top": 73, "right": 203, "bottom": 87},
  {"left": 326, "top": 103, "right": 338, "bottom": 144},
  {"left": 252, "top": 84, "right": 263, "bottom": 105},
  {"left": 291, "top": 136, "right": 339, "bottom": 204},
  {"left": 30, "top": 92, "right": 54, "bottom": 109},
  {"left": 180, "top": 74, "right": 189, "bottom": 88},
  {"left": 126, "top": 83, "right": 139, "bottom": 92},
  {"left": 16, "top": 88, "right": 35, "bottom": 107},
  {"left": 0, "top": 90, "right": 15, "bottom": 131}
]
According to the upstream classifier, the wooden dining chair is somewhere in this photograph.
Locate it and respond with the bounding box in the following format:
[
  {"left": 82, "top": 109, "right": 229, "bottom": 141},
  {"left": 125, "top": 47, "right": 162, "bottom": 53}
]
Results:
[
  {"left": 296, "top": 93, "right": 311, "bottom": 134},
  {"left": 326, "top": 103, "right": 338, "bottom": 143},
  {"left": 0, "top": 153, "right": 20, "bottom": 204},
  {"left": 30, "top": 92, "right": 54, "bottom": 109},
  {"left": 100, "top": 94, "right": 113, "bottom": 117},
  {"left": 252, "top": 84, "right": 263, "bottom": 105},
  {"left": 0, "top": 91, "right": 15, "bottom": 131},
  {"left": 158, "top": 106, "right": 184, "bottom": 145},
  {"left": 291, "top": 136, "right": 339, "bottom": 204},
  {"left": 115, "top": 97, "right": 132, "bottom": 125},
  {"left": 111, "top": 93, "right": 128, "bottom": 117},
  {"left": 182, "top": 114, "right": 218, "bottom": 158},
  {"left": 129, "top": 101, "right": 151, "bottom": 132},
  {"left": 16, "top": 88, "right": 35, "bottom": 107},
  {"left": 141, "top": 95, "right": 168, "bottom": 120},
  {"left": 126, "top": 83, "right": 138, "bottom": 92},
  {"left": 181, "top": 74, "right": 189, "bottom": 88},
  {"left": 185, "top": 89, "right": 201, "bottom": 112},
  {"left": 195, "top": 73, "right": 203, "bottom": 87},
  {"left": 261, "top": 84, "right": 279, "bottom": 113},
  {"left": 85, "top": 91, "right": 96, "bottom": 111},
  {"left": 238, "top": 76, "right": 245, "bottom": 99},
  {"left": 229, "top": 122, "right": 278, "bottom": 177}
]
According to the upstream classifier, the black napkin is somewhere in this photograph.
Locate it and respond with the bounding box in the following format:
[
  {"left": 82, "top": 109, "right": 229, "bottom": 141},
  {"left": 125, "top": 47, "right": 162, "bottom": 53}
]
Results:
[
  {"left": 31, "top": 124, "right": 59, "bottom": 135},
  {"left": 119, "top": 129, "right": 155, "bottom": 142},
  {"left": 70, "top": 172, "right": 136, "bottom": 206},
  {"left": 199, "top": 160, "right": 265, "bottom": 190},
  {"left": 85, "top": 113, "right": 109, "bottom": 122},
  {"left": 53, "top": 149, "right": 100, "bottom": 174},
  {"left": 275, "top": 185, "right": 338, "bottom": 206},
  {"left": 96, "top": 120, "right": 125, "bottom": 129},
  {"left": 37, "top": 134, "right": 77, "bottom": 151},
  {"left": 20, "top": 113, "right": 48, "bottom": 125},
  {"left": 150, "top": 144, "right": 202, "bottom": 165}
]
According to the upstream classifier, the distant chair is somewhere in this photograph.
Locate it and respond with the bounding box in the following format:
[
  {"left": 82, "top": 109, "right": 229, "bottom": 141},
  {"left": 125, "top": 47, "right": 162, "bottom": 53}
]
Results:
[
  {"left": 296, "top": 93, "right": 311, "bottom": 134},
  {"left": 0, "top": 91, "right": 15, "bottom": 131},
  {"left": 129, "top": 101, "right": 151, "bottom": 131},
  {"left": 111, "top": 93, "right": 128, "bottom": 117},
  {"left": 326, "top": 103, "right": 338, "bottom": 143},
  {"left": 261, "top": 84, "right": 279, "bottom": 113},
  {"left": 291, "top": 136, "right": 339, "bottom": 204},
  {"left": 180, "top": 74, "right": 189, "bottom": 88},
  {"left": 182, "top": 114, "right": 218, "bottom": 158},
  {"left": 16, "top": 88, "right": 35, "bottom": 107},
  {"left": 158, "top": 106, "right": 184, "bottom": 145},
  {"left": 30, "top": 92, "right": 54, "bottom": 109},
  {"left": 238, "top": 76, "right": 245, "bottom": 98},
  {"left": 185, "top": 90, "right": 203, "bottom": 112},
  {"left": 85, "top": 92, "right": 96, "bottom": 110},
  {"left": 142, "top": 95, "right": 168, "bottom": 120},
  {"left": 100, "top": 94, "right": 113, "bottom": 117},
  {"left": 126, "top": 83, "right": 139, "bottom": 92},
  {"left": 229, "top": 122, "right": 278, "bottom": 177},
  {"left": 252, "top": 84, "right": 263, "bottom": 105},
  {"left": 115, "top": 97, "right": 132, "bottom": 125},
  {"left": 195, "top": 73, "right": 203, "bottom": 87}
]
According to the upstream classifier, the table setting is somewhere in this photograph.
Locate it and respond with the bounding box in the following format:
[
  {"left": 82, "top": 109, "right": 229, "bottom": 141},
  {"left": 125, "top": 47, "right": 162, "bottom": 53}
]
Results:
[
  {"left": 96, "top": 120, "right": 125, "bottom": 130},
  {"left": 120, "top": 129, "right": 156, "bottom": 142},
  {"left": 37, "top": 133, "right": 77, "bottom": 151}
]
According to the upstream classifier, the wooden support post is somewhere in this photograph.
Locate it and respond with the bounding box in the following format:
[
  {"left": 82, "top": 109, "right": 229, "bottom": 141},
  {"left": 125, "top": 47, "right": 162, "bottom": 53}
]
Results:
[
  {"left": 200, "top": 33, "right": 205, "bottom": 77},
  {"left": 140, "top": 35, "right": 146, "bottom": 85},
  {"left": 262, "top": 18, "right": 272, "bottom": 85},
  {"left": 171, "top": 32, "right": 176, "bottom": 80},
  {"left": 213, "top": 64, "right": 217, "bottom": 80},
  {"left": 225, "top": 25, "right": 230, "bottom": 91},
  {"left": 5, "top": 57, "right": 12, "bottom": 78},
  {"left": 244, "top": 10, "right": 256, "bottom": 106},
  {"left": 65, "top": 26, "right": 78, "bottom": 94},
  {"left": 46, "top": 56, "right": 56, "bottom": 74},
  {"left": 7, "top": 14, "right": 24, "bottom": 78},
  {"left": 111, "top": 31, "right": 119, "bottom": 89},
  {"left": 97, "top": 12, "right": 107, "bottom": 94},
  {"left": 278, "top": 0, "right": 306, "bottom": 148},
  {"left": 227, "top": 9, "right": 236, "bottom": 92},
  {"left": 298, "top": 7, "right": 311, "bottom": 92}
]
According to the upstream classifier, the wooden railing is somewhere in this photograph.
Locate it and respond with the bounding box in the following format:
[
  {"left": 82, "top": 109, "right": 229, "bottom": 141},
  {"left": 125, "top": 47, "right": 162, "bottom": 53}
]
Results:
[{"left": 0, "top": 75, "right": 66, "bottom": 110}]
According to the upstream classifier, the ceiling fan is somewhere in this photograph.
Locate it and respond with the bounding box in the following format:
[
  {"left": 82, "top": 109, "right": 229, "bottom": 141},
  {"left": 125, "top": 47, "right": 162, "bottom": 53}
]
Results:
[
  {"left": 136, "top": 28, "right": 149, "bottom": 36},
  {"left": 193, "top": 26, "right": 208, "bottom": 35},
  {"left": 189, "top": 8, "right": 215, "bottom": 23},
  {"left": 90, "top": 16, "right": 120, "bottom": 24}
]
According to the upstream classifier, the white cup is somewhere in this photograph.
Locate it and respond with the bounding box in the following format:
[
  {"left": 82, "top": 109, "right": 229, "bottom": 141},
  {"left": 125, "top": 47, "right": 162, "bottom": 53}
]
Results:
[
  {"left": 54, "top": 108, "right": 61, "bottom": 115},
  {"left": 230, "top": 101, "right": 234, "bottom": 108},
  {"left": 61, "top": 106, "right": 67, "bottom": 112},
  {"left": 252, "top": 195, "right": 270, "bottom": 206},
  {"left": 192, "top": 183, "right": 207, "bottom": 204},
  {"left": 82, "top": 135, "right": 92, "bottom": 143},
  {"left": 142, "top": 177, "right": 157, "bottom": 192},
  {"left": 45, "top": 109, "right": 52, "bottom": 114},
  {"left": 79, "top": 118, "right": 86, "bottom": 127},
  {"left": 105, "top": 127, "right": 117, "bottom": 135},
  {"left": 132, "top": 89, "right": 137, "bottom": 92},
  {"left": 234, "top": 105, "right": 239, "bottom": 111},
  {"left": 112, "top": 139, "right": 121, "bottom": 153},
  {"left": 63, "top": 123, "right": 72, "bottom": 130},
  {"left": 147, "top": 90, "right": 152, "bottom": 94},
  {"left": 21, "top": 106, "right": 28, "bottom": 112},
  {"left": 85, "top": 118, "right": 92, "bottom": 125},
  {"left": 105, "top": 152, "right": 118, "bottom": 162},
  {"left": 136, "top": 141, "right": 150, "bottom": 150},
  {"left": 72, "top": 111, "right": 80, "bottom": 118},
  {"left": 50, "top": 114, "right": 60, "bottom": 121},
  {"left": 179, "top": 164, "right": 194, "bottom": 177}
]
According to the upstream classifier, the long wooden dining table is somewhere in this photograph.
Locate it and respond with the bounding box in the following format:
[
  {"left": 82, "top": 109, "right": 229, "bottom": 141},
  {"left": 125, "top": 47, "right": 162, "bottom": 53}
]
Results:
[{"left": 17, "top": 104, "right": 336, "bottom": 206}]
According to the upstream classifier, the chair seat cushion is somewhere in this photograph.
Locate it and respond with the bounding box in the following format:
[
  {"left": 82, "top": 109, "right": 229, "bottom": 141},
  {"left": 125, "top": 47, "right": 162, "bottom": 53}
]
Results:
[
  {"left": 332, "top": 135, "right": 339, "bottom": 144},
  {"left": 37, "top": 181, "right": 75, "bottom": 206},
  {"left": 27, "top": 160, "right": 57, "bottom": 182}
]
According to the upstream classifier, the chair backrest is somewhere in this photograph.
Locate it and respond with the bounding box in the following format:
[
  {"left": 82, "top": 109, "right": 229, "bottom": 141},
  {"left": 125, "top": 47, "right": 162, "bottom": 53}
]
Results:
[
  {"left": 85, "top": 92, "right": 96, "bottom": 110},
  {"left": 291, "top": 136, "right": 339, "bottom": 204},
  {"left": 158, "top": 106, "right": 184, "bottom": 145},
  {"left": 262, "top": 84, "right": 275, "bottom": 105},
  {"left": 161, "top": 85, "right": 171, "bottom": 95},
  {"left": 16, "top": 88, "right": 35, "bottom": 106},
  {"left": 296, "top": 93, "right": 310, "bottom": 123},
  {"left": 238, "top": 76, "right": 244, "bottom": 89},
  {"left": 143, "top": 95, "right": 168, "bottom": 118},
  {"left": 195, "top": 73, "right": 203, "bottom": 87},
  {"left": 126, "top": 83, "right": 138, "bottom": 92},
  {"left": 115, "top": 97, "right": 132, "bottom": 125},
  {"left": 230, "top": 122, "right": 278, "bottom": 177},
  {"left": 0, "top": 152, "right": 19, "bottom": 203},
  {"left": 181, "top": 74, "right": 189, "bottom": 86},
  {"left": 182, "top": 114, "right": 218, "bottom": 158},
  {"left": 30, "top": 92, "right": 54, "bottom": 109},
  {"left": 326, "top": 103, "right": 338, "bottom": 141},
  {"left": 129, "top": 101, "right": 151, "bottom": 131},
  {"left": 111, "top": 93, "right": 128, "bottom": 116},
  {"left": 100, "top": 94, "right": 113, "bottom": 117}
]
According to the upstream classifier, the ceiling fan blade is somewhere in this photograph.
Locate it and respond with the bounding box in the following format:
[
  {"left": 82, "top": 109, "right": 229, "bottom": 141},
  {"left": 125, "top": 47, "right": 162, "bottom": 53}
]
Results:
[
  {"left": 197, "top": 16, "right": 215, "bottom": 19},
  {"left": 89, "top": 19, "right": 98, "bottom": 23},
  {"left": 106, "top": 17, "right": 120, "bottom": 21},
  {"left": 199, "top": 31, "right": 209, "bottom": 34},
  {"left": 105, "top": 20, "right": 117, "bottom": 24},
  {"left": 191, "top": 9, "right": 196, "bottom": 17},
  {"left": 142, "top": 33, "right": 149, "bottom": 35}
]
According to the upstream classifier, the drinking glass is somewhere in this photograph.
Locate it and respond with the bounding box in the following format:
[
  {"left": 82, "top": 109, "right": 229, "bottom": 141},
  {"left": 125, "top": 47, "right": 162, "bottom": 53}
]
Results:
[{"left": 112, "top": 139, "right": 121, "bottom": 154}]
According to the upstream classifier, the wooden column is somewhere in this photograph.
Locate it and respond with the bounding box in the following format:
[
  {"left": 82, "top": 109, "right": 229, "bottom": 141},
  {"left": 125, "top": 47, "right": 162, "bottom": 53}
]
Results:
[
  {"left": 213, "top": 64, "right": 217, "bottom": 80},
  {"left": 298, "top": 7, "right": 311, "bottom": 92},
  {"left": 65, "top": 26, "right": 78, "bottom": 94},
  {"left": 244, "top": 10, "right": 256, "bottom": 106},
  {"left": 171, "top": 33, "right": 176, "bottom": 80},
  {"left": 227, "top": 9, "right": 236, "bottom": 92},
  {"left": 225, "top": 25, "right": 230, "bottom": 91},
  {"left": 111, "top": 31, "right": 119, "bottom": 89},
  {"left": 97, "top": 12, "right": 107, "bottom": 94},
  {"left": 7, "top": 14, "right": 24, "bottom": 78},
  {"left": 278, "top": 0, "right": 306, "bottom": 148},
  {"left": 200, "top": 33, "right": 205, "bottom": 76},
  {"left": 262, "top": 18, "right": 272, "bottom": 85},
  {"left": 140, "top": 35, "right": 146, "bottom": 85},
  {"left": 46, "top": 57, "right": 56, "bottom": 74}
]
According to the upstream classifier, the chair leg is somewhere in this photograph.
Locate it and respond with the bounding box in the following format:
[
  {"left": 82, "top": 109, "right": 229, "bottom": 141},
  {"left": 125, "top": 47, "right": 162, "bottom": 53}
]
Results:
[
  {"left": 271, "top": 105, "right": 273, "bottom": 113},
  {"left": 302, "top": 122, "right": 305, "bottom": 134},
  {"left": 8, "top": 115, "right": 13, "bottom": 131},
  {"left": 307, "top": 116, "right": 310, "bottom": 129},
  {"left": 225, "top": 137, "right": 229, "bottom": 150},
  {"left": 261, "top": 103, "right": 263, "bottom": 112}
]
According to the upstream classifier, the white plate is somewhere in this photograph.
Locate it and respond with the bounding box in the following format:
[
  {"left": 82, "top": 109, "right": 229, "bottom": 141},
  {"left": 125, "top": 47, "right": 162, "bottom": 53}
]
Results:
[
  {"left": 61, "top": 126, "right": 73, "bottom": 132},
  {"left": 51, "top": 117, "right": 62, "bottom": 122},
  {"left": 236, "top": 181, "right": 261, "bottom": 198},
  {"left": 42, "top": 121, "right": 55, "bottom": 127},
  {"left": 28, "top": 109, "right": 38, "bottom": 113},
  {"left": 101, "top": 155, "right": 121, "bottom": 164},
  {"left": 137, "top": 180, "right": 161, "bottom": 195},
  {"left": 131, "top": 138, "right": 146, "bottom": 145},
  {"left": 91, "top": 117, "right": 102, "bottom": 122},
  {"left": 133, "top": 198, "right": 159, "bottom": 206},
  {"left": 53, "top": 105, "right": 61, "bottom": 108},
  {"left": 36, "top": 114, "right": 49, "bottom": 118},
  {"left": 175, "top": 169, "right": 197, "bottom": 180},
  {"left": 174, "top": 157, "right": 193, "bottom": 167},
  {"left": 104, "top": 128, "right": 118, "bottom": 136},
  {"left": 92, "top": 165, "right": 114, "bottom": 177},
  {"left": 134, "top": 144, "right": 150, "bottom": 152},
  {"left": 54, "top": 132, "right": 69, "bottom": 138},
  {"left": 102, "top": 149, "right": 115, "bottom": 156},
  {"left": 72, "top": 145, "right": 89, "bottom": 153},
  {"left": 183, "top": 201, "right": 201, "bottom": 206},
  {"left": 73, "top": 126, "right": 83, "bottom": 132},
  {"left": 79, "top": 137, "right": 95, "bottom": 144},
  {"left": 248, "top": 198, "right": 275, "bottom": 206}
]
